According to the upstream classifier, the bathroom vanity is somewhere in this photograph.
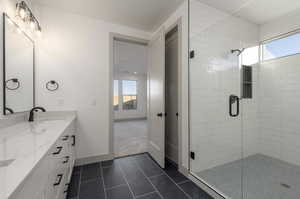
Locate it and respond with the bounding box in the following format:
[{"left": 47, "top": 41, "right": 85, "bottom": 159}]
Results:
[
  {"left": 0, "top": 13, "right": 77, "bottom": 199},
  {"left": 0, "top": 112, "right": 76, "bottom": 199}
]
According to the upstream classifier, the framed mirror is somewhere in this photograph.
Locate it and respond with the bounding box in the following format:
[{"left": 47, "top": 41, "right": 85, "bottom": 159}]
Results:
[{"left": 3, "top": 14, "right": 35, "bottom": 115}]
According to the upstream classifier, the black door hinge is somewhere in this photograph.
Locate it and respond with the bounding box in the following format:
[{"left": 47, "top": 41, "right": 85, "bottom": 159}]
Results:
[
  {"left": 190, "top": 151, "right": 195, "bottom": 160},
  {"left": 189, "top": 50, "right": 195, "bottom": 59}
]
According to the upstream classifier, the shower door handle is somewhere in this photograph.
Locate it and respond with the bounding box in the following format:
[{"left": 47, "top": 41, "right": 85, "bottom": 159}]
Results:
[{"left": 229, "top": 95, "right": 239, "bottom": 117}]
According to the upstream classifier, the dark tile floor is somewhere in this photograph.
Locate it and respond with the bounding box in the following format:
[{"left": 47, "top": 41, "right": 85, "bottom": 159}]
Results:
[{"left": 67, "top": 153, "right": 213, "bottom": 199}]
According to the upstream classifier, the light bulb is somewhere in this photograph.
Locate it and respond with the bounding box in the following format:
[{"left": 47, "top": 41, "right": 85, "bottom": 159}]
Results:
[
  {"left": 19, "top": 8, "right": 26, "bottom": 19},
  {"left": 36, "top": 27, "right": 42, "bottom": 37}
]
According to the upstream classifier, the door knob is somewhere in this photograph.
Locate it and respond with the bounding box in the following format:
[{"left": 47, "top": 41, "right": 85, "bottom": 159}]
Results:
[{"left": 157, "top": 113, "right": 163, "bottom": 117}]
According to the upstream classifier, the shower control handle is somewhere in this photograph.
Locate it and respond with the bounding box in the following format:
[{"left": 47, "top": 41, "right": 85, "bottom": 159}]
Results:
[{"left": 229, "top": 95, "right": 239, "bottom": 117}]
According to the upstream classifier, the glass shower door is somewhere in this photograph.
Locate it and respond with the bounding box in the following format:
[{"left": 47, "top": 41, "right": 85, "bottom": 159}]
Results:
[{"left": 189, "top": 0, "right": 244, "bottom": 198}]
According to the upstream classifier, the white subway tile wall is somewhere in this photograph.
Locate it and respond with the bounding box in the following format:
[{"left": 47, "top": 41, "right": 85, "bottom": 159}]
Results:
[
  {"left": 190, "top": 0, "right": 300, "bottom": 174},
  {"left": 189, "top": 0, "right": 259, "bottom": 173},
  {"left": 259, "top": 54, "right": 300, "bottom": 166}
]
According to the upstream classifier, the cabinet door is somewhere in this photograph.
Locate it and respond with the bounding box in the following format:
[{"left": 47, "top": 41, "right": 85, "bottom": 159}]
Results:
[
  {"left": 56, "top": 166, "right": 69, "bottom": 199},
  {"left": 67, "top": 122, "right": 76, "bottom": 183},
  {"left": 35, "top": 189, "right": 45, "bottom": 199},
  {"left": 69, "top": 134, "right": 76, "bottom": 182},
  {"left": 13, "top": 156, "right": 50, "bottom": 199}
]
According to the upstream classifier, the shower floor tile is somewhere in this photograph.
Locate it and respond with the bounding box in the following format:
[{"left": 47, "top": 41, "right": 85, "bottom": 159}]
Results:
[{"left": 196, "top": 154, "right": 300, "bottom": 199}]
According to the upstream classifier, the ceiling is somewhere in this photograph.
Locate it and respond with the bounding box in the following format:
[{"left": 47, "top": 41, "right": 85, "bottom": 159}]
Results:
[
  {"left": 33, "top": 0, "right": 184, "bottom": 32},
  {"left": 197, "top": 0, "right": 300, "bottom": 24}
]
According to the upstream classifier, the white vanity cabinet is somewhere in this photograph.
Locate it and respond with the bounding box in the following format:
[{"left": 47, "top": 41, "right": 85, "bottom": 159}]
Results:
[{"left": 11, "top": 121, "right": 76, "bottom": 199}]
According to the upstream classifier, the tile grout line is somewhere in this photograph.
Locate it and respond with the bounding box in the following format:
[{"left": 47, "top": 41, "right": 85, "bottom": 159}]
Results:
[
  {"left": 145, "top": 155, "right": 192, "bottom": 199},
  {"left": 148, "top": 173, "right": 165, "bottom": 179},
  {"left": 132, "top": 158, "right": 164, "bottom": 199},
  {"left": 80, "top": 177, "right": 103, "bottom": 183},
  {"left": 177, "top": 180, "right": 191, "bottom": 185},
  {"left": 135, "top": 191, "right": 157, "bottom": 198},
  {"left": 117, "top": 161, "right": 136, "bottom": 199},
  {"left": 101, "top": 165, "right": 115, "bottom": 169},
  {"left": 104, "top": 183, "right": 128, "bottom": 191},
  {"left": 77, "top": 167, "right": 82, "bottom": 198},
  {"left": 100, "top": 163, "right": 108, "bottom": 199}
]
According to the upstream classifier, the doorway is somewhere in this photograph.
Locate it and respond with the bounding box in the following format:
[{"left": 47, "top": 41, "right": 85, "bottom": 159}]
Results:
[
  {"left": 111, "top": 35, "right": 149, "bottom": 158},
  {"left": 165, "top": 26, "right": 179, "bottom": 166},
  {"left": 110, "top": 22, "right": 182, "bottom": 169},
  {"left": 147, "top": 22, "right": 182, "bottom": 169}
]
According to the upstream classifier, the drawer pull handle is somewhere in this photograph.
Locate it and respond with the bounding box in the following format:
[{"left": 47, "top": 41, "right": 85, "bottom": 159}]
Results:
[
  {"left": 64, "top": 183, "right": 70, "bottom": 193},
  {"left": 53, "top": 174, "right": 63, "bottom": 186},
  {"left": 52, "top": 146, "right": 63, "bottom": 155},
  {"left": 62, "top": 135, "right": 69, "bottom": 141},
  {"left": 72, "top": 135, "right": 76, "bottom": 146},
  {"left": 63, "top": 156, "right": 70, "bottom": 164}
]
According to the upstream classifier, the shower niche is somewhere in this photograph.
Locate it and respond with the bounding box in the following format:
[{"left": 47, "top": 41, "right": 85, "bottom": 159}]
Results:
[{"left": 241, "top": 65, "right": 252, "bottom": 99}]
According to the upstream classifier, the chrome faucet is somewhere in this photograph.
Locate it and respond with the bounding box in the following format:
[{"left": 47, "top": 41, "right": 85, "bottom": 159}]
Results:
[{"left": 28, "top": 107, "right": 46, "bottom": 122}]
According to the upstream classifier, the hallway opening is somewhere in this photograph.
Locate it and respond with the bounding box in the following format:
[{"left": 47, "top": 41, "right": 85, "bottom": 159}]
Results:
[{"left": 112, "top": 36, "right": 148, "bottom": 157}]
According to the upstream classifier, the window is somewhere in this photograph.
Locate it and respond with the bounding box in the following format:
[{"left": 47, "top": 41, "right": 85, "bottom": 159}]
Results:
[
  {"left": 122, "top": 80, "right": 137, "bottom": 110},
  {"left": 113, "top": 80, "right": 119, "bottom": 110},
  {"left": 262, "top": 32, "right": 300, "bottom": 61}
]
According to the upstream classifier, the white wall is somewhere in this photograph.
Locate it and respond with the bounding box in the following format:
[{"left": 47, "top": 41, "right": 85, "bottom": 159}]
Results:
[
  {"left": 260, "top": 8, "right": 300, "bottom": 41},
  {"left": 258, "top": 55, "right": 300, "bottom": 166},
  {"left": 35, "top": 5, "right": 151, "bottom": 160},
  {"left": 258, "top": 13, "right": 300, "bottom": 167}
]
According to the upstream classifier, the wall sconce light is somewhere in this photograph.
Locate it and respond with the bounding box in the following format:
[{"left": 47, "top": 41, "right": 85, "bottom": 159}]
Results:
[{"left": 16, "top": 1, "right": 42, "bottom": 36}]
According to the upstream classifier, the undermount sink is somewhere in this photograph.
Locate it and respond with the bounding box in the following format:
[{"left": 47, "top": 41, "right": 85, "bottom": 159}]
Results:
[{"left": 0, "top": 159, "right": 15, "bottom": 167}]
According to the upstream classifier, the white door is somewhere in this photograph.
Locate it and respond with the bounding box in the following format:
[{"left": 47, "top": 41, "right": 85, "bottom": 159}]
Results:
[
  {"left": 148, "top": 28, "right": 165, "bottom": 168},
  {"left": 165, "top": 30, "right": 179, "bottom": 164}
]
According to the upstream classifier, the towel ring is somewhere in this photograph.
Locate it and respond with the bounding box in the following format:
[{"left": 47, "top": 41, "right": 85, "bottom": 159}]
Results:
[
  {"left": 46, "top": 80, "right": 59, "bottom": 91},
  {"left": 5, "top": 78, "right": 20, "bottom": 90}
]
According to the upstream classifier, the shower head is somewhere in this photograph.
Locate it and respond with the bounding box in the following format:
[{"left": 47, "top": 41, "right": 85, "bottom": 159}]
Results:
[{"left": 231, "top": 48, "right": 245, "bottom": 56}]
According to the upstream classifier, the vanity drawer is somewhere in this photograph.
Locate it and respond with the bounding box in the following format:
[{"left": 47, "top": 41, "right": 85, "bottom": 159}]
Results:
[
  {"left": 46, "top": 132, "right": 75, "bottom": 199},
  {"left": 45, "top": 166, "right": 66, "bottom": 199}
]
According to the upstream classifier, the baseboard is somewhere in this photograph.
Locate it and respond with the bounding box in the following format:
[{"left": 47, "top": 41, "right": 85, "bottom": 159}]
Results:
[
  {"left": 75, "top": 154, "right": 114, "bottom": 166},
  {"left": 114, "top": 151, "right": 148, "bottom": 158},
  {"left": 114, "top": 117, "right": 147, "bottom": 122},
  {"left": 178, "top": 165, "right": 189, "bottom": 177}
]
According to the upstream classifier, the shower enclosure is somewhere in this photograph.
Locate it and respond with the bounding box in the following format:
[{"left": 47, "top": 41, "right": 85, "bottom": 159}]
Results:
[{"left": 189, "top": 0, "right": 300, "bottom": 199}]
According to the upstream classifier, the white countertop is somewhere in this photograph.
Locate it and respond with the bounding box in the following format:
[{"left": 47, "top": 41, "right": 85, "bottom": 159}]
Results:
[{"left": 0, "top": 113, "right": 76, "bottom": 199}]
